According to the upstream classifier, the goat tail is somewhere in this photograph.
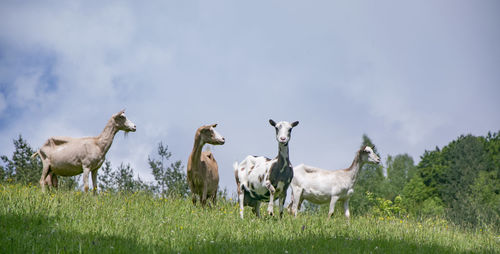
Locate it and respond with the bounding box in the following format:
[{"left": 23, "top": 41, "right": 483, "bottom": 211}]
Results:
[{"left": 31, "top": 151, "right": 40, "bottom": 159}]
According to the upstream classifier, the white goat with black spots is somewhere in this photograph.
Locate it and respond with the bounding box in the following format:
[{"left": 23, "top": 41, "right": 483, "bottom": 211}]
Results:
[{"left": 234, "top": 119, "right": 299, "bottom": 219}]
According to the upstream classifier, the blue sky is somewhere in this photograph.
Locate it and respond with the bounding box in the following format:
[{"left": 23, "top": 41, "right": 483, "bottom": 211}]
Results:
[{"left": 1, "top": 1, "right": 499, "bottom": 194}]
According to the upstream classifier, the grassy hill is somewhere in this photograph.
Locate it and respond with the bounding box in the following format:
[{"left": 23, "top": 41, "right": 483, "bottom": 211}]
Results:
[{"left": 1, "top": 183, "right": 498, "bottom": 253}]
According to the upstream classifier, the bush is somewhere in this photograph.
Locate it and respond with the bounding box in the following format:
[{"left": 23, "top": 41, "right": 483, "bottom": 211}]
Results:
[{"left": 367, "top": 192, "right": 406, "bottom": 218}]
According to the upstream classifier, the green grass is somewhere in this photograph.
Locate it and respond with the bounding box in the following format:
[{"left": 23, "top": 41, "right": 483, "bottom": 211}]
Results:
[{"left": 1, "top": 183, "right": 498, "bottom": 253}]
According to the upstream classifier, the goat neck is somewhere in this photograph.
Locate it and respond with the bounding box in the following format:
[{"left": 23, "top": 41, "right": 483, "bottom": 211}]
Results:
[
  {"left": 97, "top": 118, "right": 120, "bottom": 154},
  {"left": 277, "top": 142, "right": 290, "bottom": 165},
  {"left": 345, "top": 150, "right": 365, "bottom": 180},
  {"left": 189, "top": 132, "right": 205, "bottom": 168}
]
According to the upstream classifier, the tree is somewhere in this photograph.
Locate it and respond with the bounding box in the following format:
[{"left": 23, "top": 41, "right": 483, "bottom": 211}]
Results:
[
  {"left": 113, "top": 163, "right": 137, "bottom": 192},
  {"left": 439, "top": 135, "right": 489, "bottom": 225},
  {"left": 0, "top": 164, "right": 5, "bottom": 182},
  {"left": 402, "top": 132, "right": 500, "bottom": 230},
  {"left": 484, "top": 131, "right": 500, "bottom": 170},
  {"left": 97, "top": 160, "right": 148, "bottom": 193},
  {"left": 401, "top": 175, "right": 445, "bottom": 216},
  {"left": 462, "top": 132, "right": 499, "bottom": 229},
  {"left": 469, "top": 170, "right": 500, "bottom": 229},
  {"left": 114, "top": 163, "right": 148, "bottom": 193},
  {"left": 401, "top": 147, "right": 447, "bottom": 215},
  {"left": 386, "top": 154, "right": 416, "bottom": 200},
  {"left": 98, "top": 160, "right": 115, "bottom": 192},
  {"left": 148, "top": 142, "right": 189, "bottom": 197},
  {"left": 1, "top": 135, "right": 42, "bottom": 184}
]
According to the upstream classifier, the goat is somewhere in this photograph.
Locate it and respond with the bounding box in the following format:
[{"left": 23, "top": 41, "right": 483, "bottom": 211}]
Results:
[
  {"left": 32, "top": 110, "right": 136, "bottom": 193},
  {"left": 288, "top": 145, "right": 380, "bottom": 218},
  {"left": 187, "top": 124, "right": 225, "bottom": 207},
  {"left": 234, "top": 119, "right": 299, "bottom": 218}
]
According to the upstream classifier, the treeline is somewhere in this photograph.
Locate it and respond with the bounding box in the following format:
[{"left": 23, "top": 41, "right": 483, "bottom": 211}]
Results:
[
  {"left": 348, "top": 132, "right": 499, "bottom": 231},
  {"left": 1, "top": 132, "right": 499, "bottom": 231},
  {"left": 0, "top": 136, "right": 189, "bottom": 197}
]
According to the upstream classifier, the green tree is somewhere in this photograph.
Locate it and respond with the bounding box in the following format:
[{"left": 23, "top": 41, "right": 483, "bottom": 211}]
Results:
[
  {"left": 484, "top": 131, "right": 500, "bottom": 170},
  {"left": 439, "top": 135, "right": 489, "bottom": 226},
  {"left": 1, "top": 135, "right": 42, "bottom": 184},
  {"left": 401, "top": 148, "right": 446, "bottom": 216},
  {"left": 386, "top": 154, "right": 416, "bottom": 200},
  {"left": 0, "top": 164, "right": 5, "bottom": 182},
  {"left": 98, "top": 160, "right": 115, "bottom": 192},
  {"left": 469, "top": 170, "right": 499, "bottom": 229},
  {"left": 469, "top": 132, "right": 500, "bottom": 229},
  {"left": 402, "top": 132, "right": 500, "bottom": 230},
  {"left": 401, "top": 175, "right": 445, "bottom": 216},
  {"left": 113, "top": 163, "right": 146, "bottom": 193},
  {"left": 148, "top": 142, "right": 189, "bottom": 197},
  {"left": 97, "top": 160, "right": 148, "bottom": 193}
]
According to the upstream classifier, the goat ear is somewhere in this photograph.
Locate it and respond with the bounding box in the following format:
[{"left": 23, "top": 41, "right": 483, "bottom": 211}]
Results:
[
  {"left": 211, "top": 123, "right": 218, "bottom": 128},
  {"left": 291, "top": 121, "right": 299, "bottom": 127},
  {"left": 269, "top": 119, "right": 276, "bottom": 127},
  {"left": 113, "top": 109, "right": 125, "bottom": 118}
]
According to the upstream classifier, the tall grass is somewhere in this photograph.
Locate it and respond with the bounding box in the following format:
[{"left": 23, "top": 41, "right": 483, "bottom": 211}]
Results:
[{"left": 1, "top": 183, "right": 498, "bottom": 253}]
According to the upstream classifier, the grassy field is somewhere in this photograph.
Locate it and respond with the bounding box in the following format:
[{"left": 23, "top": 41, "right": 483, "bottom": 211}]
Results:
[{"left": 1, "top": 183, "right": 498, "bottom": 253}]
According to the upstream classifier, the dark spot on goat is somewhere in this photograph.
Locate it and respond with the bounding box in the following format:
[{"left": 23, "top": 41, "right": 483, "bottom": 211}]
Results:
[
  {"left": 304, "top": 167, "right": 317, "bottom": 173},
  {"left": 258, "top": 174, "right": 264, "bottom": 182}
]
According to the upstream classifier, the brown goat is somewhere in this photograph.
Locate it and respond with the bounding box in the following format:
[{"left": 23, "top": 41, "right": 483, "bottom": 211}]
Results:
[{"left": 187, "top": 124, "right": 225, "bottom": 207}]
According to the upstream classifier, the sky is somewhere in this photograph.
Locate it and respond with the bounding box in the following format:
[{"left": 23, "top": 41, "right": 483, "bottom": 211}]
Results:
[{"left": 1, "top": 1, "right": 499, "bottom": 194}]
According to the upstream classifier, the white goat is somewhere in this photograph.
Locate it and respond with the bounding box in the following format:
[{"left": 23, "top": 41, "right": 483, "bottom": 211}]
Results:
[
  {"left": 288, "top": 146, "right": 380, "bottom": 218},
  {"left": 234, "top": 119, "right": 299, "bottom": 218},
  {"left": 32, "top": 110, "right": 136, "bottom": 193}
]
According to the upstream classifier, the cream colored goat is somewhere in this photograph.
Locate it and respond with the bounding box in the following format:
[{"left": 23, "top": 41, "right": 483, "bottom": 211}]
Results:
[
  {"left": 32, "top": 110, "right": 136, "bottom": 193},
  {"left": 288, "top": 146, "right": 380, "bottom": 218}
]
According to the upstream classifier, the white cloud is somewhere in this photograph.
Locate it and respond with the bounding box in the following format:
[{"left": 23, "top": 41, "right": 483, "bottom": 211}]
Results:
[{"left": 0, "top": 0, "right": 499, "bottom": 194}]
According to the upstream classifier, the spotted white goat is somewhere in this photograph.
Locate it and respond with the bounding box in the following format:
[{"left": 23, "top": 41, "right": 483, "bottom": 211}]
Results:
[
  {"left": 234, "top": 119, "right": 299, "bottom": 219},
  {"left": 288, "top": 146, "right": 380, "bottom": 218}
]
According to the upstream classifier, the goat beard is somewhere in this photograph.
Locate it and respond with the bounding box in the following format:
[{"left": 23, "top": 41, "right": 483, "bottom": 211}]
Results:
[{"left": 124, "top": 131, "right": 129, "bottom": 138}]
